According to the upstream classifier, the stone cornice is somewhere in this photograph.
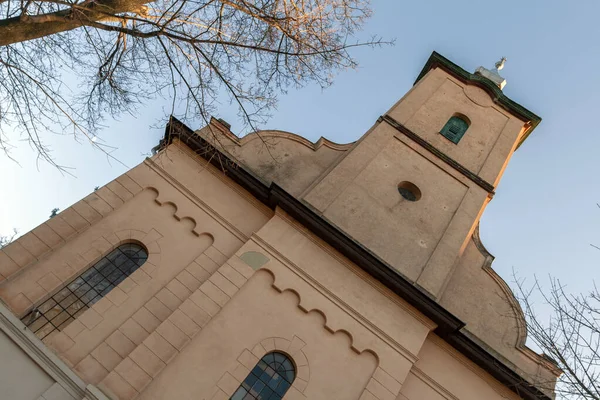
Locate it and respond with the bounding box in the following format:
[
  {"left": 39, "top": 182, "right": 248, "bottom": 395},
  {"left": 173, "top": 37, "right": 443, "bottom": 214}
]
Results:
[{"left": 381, "top": 115, "right": 495, "bottom": 194}]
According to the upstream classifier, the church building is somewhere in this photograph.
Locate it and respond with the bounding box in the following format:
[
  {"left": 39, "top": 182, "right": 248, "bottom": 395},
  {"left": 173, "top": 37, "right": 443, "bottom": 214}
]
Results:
[{"left": 0, "top": 52, "right": 560, "bottom": 400}]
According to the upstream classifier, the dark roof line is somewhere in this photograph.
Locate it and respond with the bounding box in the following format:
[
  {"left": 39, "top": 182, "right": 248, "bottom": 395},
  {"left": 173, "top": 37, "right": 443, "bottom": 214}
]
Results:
[
  {"left": 415, "top": 51, "right": 542, "bottom": 149},
  {"left": 162, "top": 116, "right": 551, "bottom": 400}
]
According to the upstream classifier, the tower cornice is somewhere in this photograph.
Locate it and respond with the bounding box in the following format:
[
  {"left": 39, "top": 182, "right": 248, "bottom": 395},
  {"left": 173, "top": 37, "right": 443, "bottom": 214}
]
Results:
[{"left": 415, "top": 51, "right": 541, "bottom": 149}]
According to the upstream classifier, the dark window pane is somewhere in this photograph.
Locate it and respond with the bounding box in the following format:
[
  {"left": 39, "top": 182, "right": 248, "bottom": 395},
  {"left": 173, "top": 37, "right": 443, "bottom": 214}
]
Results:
[
  {"left": 21, "top": 243, "right": 148, "bottom": 338},
  {"left": 87, "top": 295, "right": 102, "bottom": 306},
  {"left": 250, "top": 380, "right": 265, "bottom": 395},
  {"left": 231, "top": 388, "right": 247, "bottom": 400},
  {"left": 73, "top": 283, "right": 92, "bottom": 298},
  {"left": 68, "top": 277, "right": 85, "bottom": 292},
  {"left": 80, "top": 288, "right": 100, "bottom": 303},
  {"left": 99, "top": 283, "right": 115, "bottom": 296},
  {"left": 50, "top": 311, "right": 70, "bottom": 327},
  {"left": 59, "top": 293, "right": 78, "bottom": 309},
  {"left": 230, "top": 352, "right": 295, "bottom": 400},
  {"left": 107, "top": 268, "right": 125, "bottom": 284},
  {"left": 28, "top": 316, "right": 49, "bottom": 332},
  {"left": 35, "top": 322, "right": 55, "bottom": 339},
  {"left": 53, "top": 288, "right": 71, "bottom": 303},
  {"left": 37, "top": 298, "right": 57, "bottom": 313},
  {"left": 65, "top": 299, "right": 86, "bottom": 315},
  {"left": 43, "top": 304, "right": 63, "bottom": 321},
  {"left": 260, "top": 386, "right": 274, "bottom": 399},
  {"left": 275, "top": 380, "right": 290, "bottom": 395},
  {"left": 94, "top": 278, "right": 112, "bottom": 293},
  {"left": 244, "top": 373, "right": 258, "bottom": 388},
  {"left": 98, "top": 263, "right": 117, "bottom": 278},
  {"left": 86, "top": 271, "right": 104, "bottom": 286},
  {"left": 81, "top": 267, "right": 99, "bottom": 281}
]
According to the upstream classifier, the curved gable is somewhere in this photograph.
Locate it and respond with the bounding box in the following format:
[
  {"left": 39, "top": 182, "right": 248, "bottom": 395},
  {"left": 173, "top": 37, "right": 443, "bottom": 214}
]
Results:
[
  {"left": 196, "top": 119, "right": 352, "bottom": 196},
  {"left": 440, "top": 225, "right": 558, "bottom": 391}
]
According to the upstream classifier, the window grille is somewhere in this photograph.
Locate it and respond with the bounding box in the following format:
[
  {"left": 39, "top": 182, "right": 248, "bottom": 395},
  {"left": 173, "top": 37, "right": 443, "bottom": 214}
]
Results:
[
  {"left": 230, "top": 352, "right": 296, "bottom": 400},
  {"left": 21, "top": 243, "right": 148, "bottom": 339}
]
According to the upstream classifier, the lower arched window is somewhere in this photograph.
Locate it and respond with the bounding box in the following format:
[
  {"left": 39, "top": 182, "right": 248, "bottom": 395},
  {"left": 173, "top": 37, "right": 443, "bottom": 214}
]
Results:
[
  {"left": 21, "top": 243, "right": 148, "bottom": 339},
  {"left": 230, "top": 352, "right": 296, "bottom": 400}
]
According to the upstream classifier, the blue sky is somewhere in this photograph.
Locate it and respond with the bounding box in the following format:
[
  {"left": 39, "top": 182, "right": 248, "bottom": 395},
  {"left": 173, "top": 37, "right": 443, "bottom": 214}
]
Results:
[{"left": 1, "top": 0, "right": 599, "bottom": 296}]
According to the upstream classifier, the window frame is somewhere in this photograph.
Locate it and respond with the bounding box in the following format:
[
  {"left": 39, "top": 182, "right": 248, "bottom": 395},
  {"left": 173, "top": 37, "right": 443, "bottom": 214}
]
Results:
[
  {"left": 230, "top": 351, "right": 296, "bottom": 400},
  {"left": 21, "top": 242, "right": 148, "bottom": 339},
  {"left": 440, "top": 115, "right": 470, "bottom": 144}
]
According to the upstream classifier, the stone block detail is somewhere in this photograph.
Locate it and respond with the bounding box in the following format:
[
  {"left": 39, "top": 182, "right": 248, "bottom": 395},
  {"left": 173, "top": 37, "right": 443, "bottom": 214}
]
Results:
[
  {"left": 106, "top": 330, "right": 136, "bottom": 358},
  {"left": 100, "top": 371, "right": 138, "bottom": 400},
  {"left": 119, "top": 319, "right": 149, "bottom": 345},
  {"left": 0, "top": 250, "right": 19, "bottom": 279},
  {"left": 364, "top": 377, "right": 396, "bottom": 400},
  {"left": 133, "top": 306, "right": 161, "bottom": 332},
  {"left": 32, "top": 224, "right": 63, "bottom": 249},
  {"left": 58, "top": 208, "right": 90, "bottom": 232},
  {"left": 208, "top": 271, "right": 238, "bottom": 297},
  {"left": 129, "top": 344, "right": 166, "bottom": 377},
  {"left": 75, "top": 355, "right": 109, "bottom": 385},
  {"left": 117, "top": 174, "right": 143, "bottom": 195},
  {"left": 143, "top": 332, "right": 177, "bottom": 363},
  {"left": 83, "top": 193, "right": 113, "bottom": 217},
  {"left": 217, "top": 372, "right": 240, "bottom": 396},
  {"left": 372, "top": 367, "right": 402, "bottom": 396},
  {"left": 114, "top": 357, "right": 152, "bottom": 392},
  {"left": 3, "top": 241, "right": 35, "bottom": 268},
  {"left": 106, "top": 180, "right": 134, "bottom": 202},
  {"left": 45, "top": 215, "right": 77, "bottom": 240},
  {"left": 71, "top": 200, "right": 102, "bottom": 224},
  {"left": 92, "top": 342, "right": 124, "bottom": 371},
  {"left": 18, "top": 232, "right": 50, "bottom": 258},
  {"left": 199, "top": 281, "right": 230, "bottom": 307}
]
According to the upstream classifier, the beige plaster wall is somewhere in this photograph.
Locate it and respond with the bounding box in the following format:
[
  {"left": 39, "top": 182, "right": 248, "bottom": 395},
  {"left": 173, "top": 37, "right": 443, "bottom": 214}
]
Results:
[
  {"left": 399, "top": 335, "right": 522, "bottom": 400},
  {"left": 441, "top": 233, "right": 557, "bottom": 393},
  {"left": 0, "top": 329, "right": 55, "bottom": 400},
  {"left": 0, "top": 143, "right": 273, "bottom": 398},
  {"left": 0, "top": 72, "right": 556, "bottom": 400},
  {"left": 139, "top": 270, "right": 378, "bottom": 400}
]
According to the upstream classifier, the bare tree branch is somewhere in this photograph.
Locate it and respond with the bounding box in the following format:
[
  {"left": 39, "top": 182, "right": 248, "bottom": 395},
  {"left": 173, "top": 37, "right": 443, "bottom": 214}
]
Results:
[{"left": 0, "top": 0, "right": 391, "bottom": 167}]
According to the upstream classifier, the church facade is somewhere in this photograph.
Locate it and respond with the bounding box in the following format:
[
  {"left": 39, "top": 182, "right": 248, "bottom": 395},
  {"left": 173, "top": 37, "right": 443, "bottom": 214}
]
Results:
[{"left": 0, "top": 52, "right": 559, "bottom": 400}]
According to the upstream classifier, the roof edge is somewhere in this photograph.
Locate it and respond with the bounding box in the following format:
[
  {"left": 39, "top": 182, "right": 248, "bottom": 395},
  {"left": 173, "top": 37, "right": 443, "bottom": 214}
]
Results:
[
  {"left": 414, "top": 51, "right": 542, "bottom": 149},
  {"left": 161, "top": 116, "right": 551, "bottom": 400}
]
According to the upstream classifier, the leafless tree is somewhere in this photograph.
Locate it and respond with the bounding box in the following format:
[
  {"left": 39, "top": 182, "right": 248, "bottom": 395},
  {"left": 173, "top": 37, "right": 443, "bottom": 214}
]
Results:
[
  {"left": 0, "top": 229, "right": 17, "bottom": 249},
  {"left": 514, "top": 275, "right": 600, "bottom": 399},
  {"left": 0, "top": 0, "right": 388, "bottom": 168}
]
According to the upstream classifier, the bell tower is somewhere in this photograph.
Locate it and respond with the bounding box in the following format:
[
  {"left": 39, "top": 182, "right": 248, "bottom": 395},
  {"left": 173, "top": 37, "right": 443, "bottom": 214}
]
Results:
[{"left": 302, "top": 52, "right": 540, "bottom": 299}]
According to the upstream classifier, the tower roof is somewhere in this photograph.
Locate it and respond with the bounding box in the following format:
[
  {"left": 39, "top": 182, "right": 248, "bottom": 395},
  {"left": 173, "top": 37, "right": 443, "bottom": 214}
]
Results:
[{"left": 415, "top": 51, "right": 541, "bottom": 149}]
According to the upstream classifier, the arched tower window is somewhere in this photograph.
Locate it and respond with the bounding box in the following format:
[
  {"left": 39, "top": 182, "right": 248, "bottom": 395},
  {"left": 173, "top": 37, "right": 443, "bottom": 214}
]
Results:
[
  {"left": 440, "top": 115, "right": 469, "bottom": 144},
  {"left": 230, "top": 351, "right": 296, "bottom": 400},
  {"left": 22, "top": 243, "right": 148, "bottom": 339}
]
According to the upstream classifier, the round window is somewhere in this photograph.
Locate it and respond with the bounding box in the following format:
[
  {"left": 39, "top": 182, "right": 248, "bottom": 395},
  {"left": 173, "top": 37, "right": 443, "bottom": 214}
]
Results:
[{"left": 398, "top": 181, "right": 421, "bottom": 202}]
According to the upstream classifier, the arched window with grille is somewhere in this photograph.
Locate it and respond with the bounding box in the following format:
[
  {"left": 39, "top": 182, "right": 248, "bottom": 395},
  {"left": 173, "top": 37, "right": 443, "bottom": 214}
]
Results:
[
  {"left": 22, "top": 242, "right": 148, "bottom": 339},
  {"left": 230, "top": 352, "right": 296, "bottom": 400},
  {"left": 440, "top": 115, "right": 470, "bottom": 144}
]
